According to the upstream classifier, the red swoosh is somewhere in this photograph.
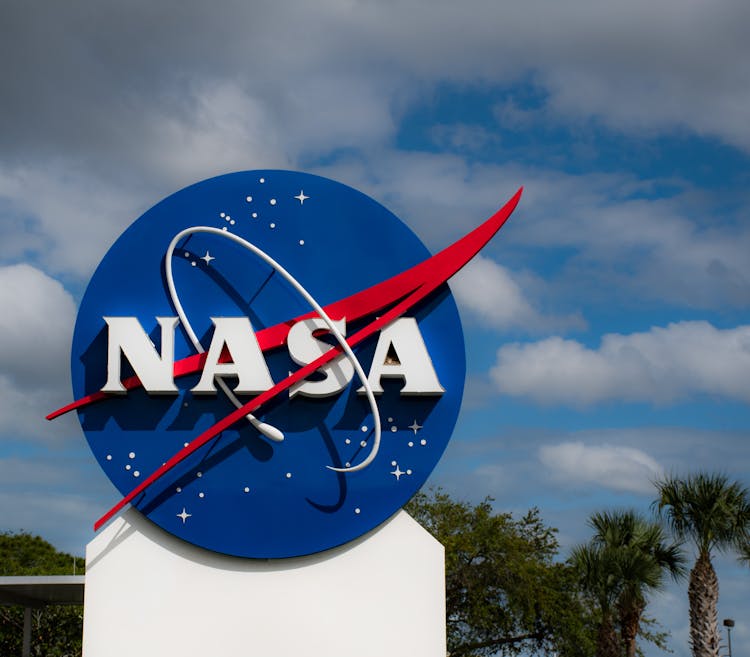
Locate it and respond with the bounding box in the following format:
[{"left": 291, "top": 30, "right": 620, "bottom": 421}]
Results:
[
  {"left": 61, "top": 188, "right": 522, "bottom": 530},
  {"left": 48, "top": 188, "right": 522, "bottom": 421}
]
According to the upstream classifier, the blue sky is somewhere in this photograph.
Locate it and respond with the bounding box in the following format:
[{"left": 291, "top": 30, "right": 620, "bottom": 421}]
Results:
[{"left": 1, "top": 1, "right": 749, "bottom": 654}]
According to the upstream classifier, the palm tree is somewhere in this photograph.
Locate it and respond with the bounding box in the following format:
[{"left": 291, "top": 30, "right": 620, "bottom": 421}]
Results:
[
  {"left": 654, "top": 473, "right": 750, "bottom": 657},
  {"left": 588, "top": 511, "right": 684, "bottom": 657},
  {"left": 570, "top": 542, "right": 622, "bottom": 657},
  {"left": 740, "top": 540, "right": 750, "bottom": 566},
  {"left": 571, "top": 510, "right": 684, "bottom": 657}
]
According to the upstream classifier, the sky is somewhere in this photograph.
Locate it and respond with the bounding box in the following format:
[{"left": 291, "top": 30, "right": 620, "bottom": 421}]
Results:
[{"left": 1, "top": 0, "right": 749, "bottom": 654}]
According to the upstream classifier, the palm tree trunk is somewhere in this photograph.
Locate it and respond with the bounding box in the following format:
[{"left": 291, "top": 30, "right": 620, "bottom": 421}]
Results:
[
  {"left": 619, "top": 601, "right": 644, "bottom": 657},
  {"left": 688, "top": 553, "right": 720, "bottom": 657},
  {"left": 597, "top": 614, "right": 620, "bottom": 657}
]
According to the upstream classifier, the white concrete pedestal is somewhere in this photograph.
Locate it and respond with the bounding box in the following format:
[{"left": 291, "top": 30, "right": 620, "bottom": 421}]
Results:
[{"left": 83, "top": 509, "right": 445, "bottom": 657}]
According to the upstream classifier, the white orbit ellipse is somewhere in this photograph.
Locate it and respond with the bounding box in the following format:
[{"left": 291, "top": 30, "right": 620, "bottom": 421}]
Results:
[{"left": 164, "top": 226, "right": 381, "bottom": 473}]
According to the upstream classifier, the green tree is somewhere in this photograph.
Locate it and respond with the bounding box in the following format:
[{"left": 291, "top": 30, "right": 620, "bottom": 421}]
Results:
[
  {"left": 573, "top": 510, "right": 684, "bottom": 657},
  {"left": 569, "top": 542, "right": 621, "bottom": 657},
  {"left": 406, "top": 489, "right": 596, "bottom": 657},
  {"left": 654, "top": 473, "right": 750, "bottom": 657},
  {"left": 0, "top": 531, "right": 84, "bottom": 657},
  {"left": 739, "top": 540, "right": 750, "bottom": 566}
]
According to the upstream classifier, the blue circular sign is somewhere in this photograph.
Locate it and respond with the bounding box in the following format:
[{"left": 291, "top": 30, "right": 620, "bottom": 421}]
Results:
[{"left": 71, "top": 170, "right": 465, "bottom": 558}]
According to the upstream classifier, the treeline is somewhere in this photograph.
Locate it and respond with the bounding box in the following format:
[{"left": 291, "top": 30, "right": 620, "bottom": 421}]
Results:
[
  {"left": 1, "top": 471, "right": 747, "bottom": 657},
  {"left": 407, "top": 471, "right": 750, "bottom": 657},
  {"left": 0, "top": 531, "right": 84, "bottom": 656}
]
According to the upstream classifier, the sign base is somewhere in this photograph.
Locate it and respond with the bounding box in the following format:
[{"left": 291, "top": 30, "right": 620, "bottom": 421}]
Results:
[{"left": 83, "top": 509, "right": 445, "bottom": 657}]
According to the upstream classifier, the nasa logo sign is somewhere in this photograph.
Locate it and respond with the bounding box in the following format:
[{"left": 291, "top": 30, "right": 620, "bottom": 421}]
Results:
[{"left": 49, "top": 170, "right": 521, "bottom": 559}]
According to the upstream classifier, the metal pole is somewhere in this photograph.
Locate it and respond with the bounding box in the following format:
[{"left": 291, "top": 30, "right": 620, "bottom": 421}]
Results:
[
  {"left": 723, "top": 619, "right": 735, "bottom": 657},
  {"left": 727, "top": 626, "right": 733, "bottom": 657},
  {"left": 22, "top": 606, "right": 31, "bottom": 657}
]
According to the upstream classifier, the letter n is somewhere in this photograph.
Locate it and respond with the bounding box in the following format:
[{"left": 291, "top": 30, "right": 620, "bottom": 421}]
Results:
[{"left": 101, "top": 317, "right": 179, "bottom": 394}]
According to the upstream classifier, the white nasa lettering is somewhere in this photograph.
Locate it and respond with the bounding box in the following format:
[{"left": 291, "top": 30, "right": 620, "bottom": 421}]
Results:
[
  {"left": 359, "top": 317, "right": 445, "bottom": 396},
  {"left": 102, "top": 316, "right": 179, "bottom": 394},
  {"left": 287, "top": 317, "right": 354, "bottom": 398},
  {"left": 101, "top": 316, "right": 444, "bottom": 398},
  {"left": 191, "top": 317, "right": 275, "bottom": 395}
]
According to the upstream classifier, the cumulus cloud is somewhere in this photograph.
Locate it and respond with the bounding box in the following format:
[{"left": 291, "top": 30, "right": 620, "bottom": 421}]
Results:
[
  {"left": 452, "top": 256, "right": 539, "bottom": 328},
  {"left": 0, "top": 1, "right": 747, "bottom": 313},
  {"left": 0, "top": 166, "right": 151, "bottom": 281},
  {"left": 491, "top": 321, "right": 750, "bottom": 406},
  {"left": 538, "top": 441, "right": 663, "bottom": 494},
  {"left": 1, "top": 0, "right": 750, "bottom": 179},
  {"left": 0, "top": 264, "right": 75, "bottom": 384},
  {"left": 0, "top": 0, "right": 750, "bottom": 164},
  {"left": 451, "top": 255, "right": 584, "bottom": 332},
  {"left": 321, "top": 154, "right": 750, "bottom": 313},
  {"left": 0, "top": 264, "right": 80, "bottom": 442},
  {"left": 534, "top": 1, "right": 750, "bottom": 149},
  {"left": 512, "top": 174, "right": 750, "bottom": 310}
]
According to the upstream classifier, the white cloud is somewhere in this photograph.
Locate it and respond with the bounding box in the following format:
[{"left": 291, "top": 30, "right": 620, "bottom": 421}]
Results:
[
  {"left": 538, "top": 441, "right": 662, "bottom": 494},
  {"left": 0, "top": 264, "right": 75, "bottom": 385},
  {"left": 0, "top": 375, "right": 79, "bottom": 443},
  {"left": 0, "top": 166, "right": 149, "bottom": 281},
  {"left": 491, "top": 321, "right": 750, "bottom": 406},
  {"left": 512, "top": 176, "right": 750, "bottom": 309},
  {"left": 451, "top": 256, "right": 540, "bottom": 328},
  {"left": 535, "top": 2, "right": 750, "bottom": 150},
  {"left": 0, "top": 264, "right": 81, "bottom": 443},
  {"left": 0, "top": 2, "right": 747, "bottom": 314},
  {"left": 1, "top": 0, "right": 749, "bottom": 164},
  {"left": 451, "top": 255, "right": 584, "bottom": 332},
  {"left": 138, "top": 81, "right": 291, "bottom": 185},
  {"left": 320, "top": 153, "right": 750, "bottom": 312}
]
